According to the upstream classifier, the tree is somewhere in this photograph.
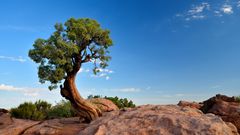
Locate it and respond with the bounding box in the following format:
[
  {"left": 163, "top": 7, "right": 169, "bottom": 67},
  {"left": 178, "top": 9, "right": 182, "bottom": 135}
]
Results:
[{"left": 29, "top": 18, "right": 113, "bottom": 122}]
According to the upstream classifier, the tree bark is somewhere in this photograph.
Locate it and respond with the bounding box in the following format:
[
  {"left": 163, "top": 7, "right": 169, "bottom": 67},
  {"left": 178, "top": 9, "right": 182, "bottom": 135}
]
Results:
[{"left": 60, "top": 73, "right": 102, "bottom": 123}]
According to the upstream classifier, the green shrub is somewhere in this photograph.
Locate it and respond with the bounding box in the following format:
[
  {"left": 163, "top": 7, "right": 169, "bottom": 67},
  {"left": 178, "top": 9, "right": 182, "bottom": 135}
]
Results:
[
  {"left": 87, "top": 95, "right": 101, "bottom": 99},
  {"left": 11, "top": 100, "right": 76, "bottom": 120},
  {"left": 88, "top": 95, "right": 136, "bottom": 109},
  {"left": 236, "top": 96, "right": 240, "bottom": 103},
  {"left": 10, "top": 100, "right": 51, "bottom": 120},
  {"left": 47, "top": 100, "right": 76, "bottom": 119},
  {"left": 105, "top": 96, "right": 136, "bottom": 109},
  {"left": 10, "top": 95, "right": 136, "bottom": 120}
]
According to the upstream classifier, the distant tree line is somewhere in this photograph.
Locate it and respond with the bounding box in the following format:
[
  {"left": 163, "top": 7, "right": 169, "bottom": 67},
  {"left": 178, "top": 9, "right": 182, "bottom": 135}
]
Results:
[
  {"left": 87, "top": 95, "right": 136, "bottom": 108},
  {"left": 10, "top": 95, "right": 136, "bottom": 120}
]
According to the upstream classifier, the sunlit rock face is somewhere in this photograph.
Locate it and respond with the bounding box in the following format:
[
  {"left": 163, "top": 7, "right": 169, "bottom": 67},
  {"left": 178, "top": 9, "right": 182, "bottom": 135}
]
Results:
[
  {"left": 87, "top": 98, "right": 119, "bottom": 112},
  {"left": 79, "top": 105, "right": 238, "bottom": 135},
  {"left": 200, "top": 94, "right": 240, "bottom": 133}
]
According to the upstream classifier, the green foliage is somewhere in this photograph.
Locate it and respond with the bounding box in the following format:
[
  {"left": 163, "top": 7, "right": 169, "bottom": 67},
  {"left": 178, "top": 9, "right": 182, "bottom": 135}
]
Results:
[
  {"left": 236, "top": 96, "right": 240, "bottom": 103},
  {"left": 87, "top": 95, "right": 101, "bottom": 99},
  {"left": 10, "top": 100, "right": 51, "bottom": 120},
  {"left": 10, "top": 95, "right": 135, "bottom": 120},
  {"left": 10, "top": 100, "right": 76, "bottom": 120},
  {"left": 105, "top": 96, "right": 136, "bottom": 109},
  {"left": 88, "top": 95, "right": 136, "bottom": 109},
  {"left": 47, "top": 100, "right": 76, "bottom": 119},
  {"left": 29, "top": 18, "right": 113, "bottom": 90}
]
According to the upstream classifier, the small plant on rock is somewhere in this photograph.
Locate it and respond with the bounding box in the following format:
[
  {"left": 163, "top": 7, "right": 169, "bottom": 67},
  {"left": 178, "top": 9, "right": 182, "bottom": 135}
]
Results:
[
  {"left": 47, "top": 100, "right": 76, "bottom": 119},
  {"left": 87, "top": 95, "right": 136, "bottom": 109},
  {"left": 10, "top": 100, "right": 51, "bottom": 120},
  {"left": 236, "top": 96, "right": 240, "bottom": 103}
]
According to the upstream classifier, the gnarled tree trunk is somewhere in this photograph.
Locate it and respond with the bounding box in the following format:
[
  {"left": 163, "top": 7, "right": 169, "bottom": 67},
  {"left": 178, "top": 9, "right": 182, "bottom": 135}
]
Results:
[{"left": 60, "top": 73, "right": 102, "bottom": 123}]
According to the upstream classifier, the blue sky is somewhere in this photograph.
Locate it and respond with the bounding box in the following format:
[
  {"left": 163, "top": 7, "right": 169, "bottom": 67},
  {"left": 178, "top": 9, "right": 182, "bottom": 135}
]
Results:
[{"left": 0, "top": 0, "right": 240, "bottom": 108}]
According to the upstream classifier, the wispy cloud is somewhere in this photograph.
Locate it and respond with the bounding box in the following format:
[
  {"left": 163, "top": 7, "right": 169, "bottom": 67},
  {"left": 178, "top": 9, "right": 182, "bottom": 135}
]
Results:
[
  {"left": 237, "top": 1, "right": 240, "bottom": 7},
  {"left": 90, "top": 68, "right": 114, "bottom": 80},
  {"left": 176, "top": 1, "right": 238, "bottom": 22},
  {"left": 183, "top": 2, "right": 210, "bottom": 21},
  {"left": 114, "top": 88, "right": 141, "bottom": 93},
  {"left": 0, "top": 84, "right": 46, "bottom": 97},
  {"left": 78, "top": 67, "right": 114, "bottom": 80},
  {"left": 0, "top": 55, "right": 27, "bottom": 63},
  {"left": 221, "top": 4, "right": 233, "bottom": 14},
  {"left": 78, "top": 68, "right": 90, "bottom": 73},
  {"left": 188, "top": 3, "right": 210, "bottom": 14}
]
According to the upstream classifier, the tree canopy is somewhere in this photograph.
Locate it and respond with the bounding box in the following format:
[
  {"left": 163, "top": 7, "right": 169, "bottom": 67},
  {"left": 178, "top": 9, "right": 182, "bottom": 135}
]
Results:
[{"left": 29, "top": 18, "right": 113, "bottom": 90}]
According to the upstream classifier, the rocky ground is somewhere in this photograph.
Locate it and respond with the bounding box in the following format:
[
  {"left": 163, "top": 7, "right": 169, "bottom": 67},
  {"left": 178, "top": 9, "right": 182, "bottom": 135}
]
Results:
[
  {"left": 0, "top": 95, "right": 239, "bottom": 135},
  {"left": 178, "top": 94, "right": 240, "bottom": 133}
]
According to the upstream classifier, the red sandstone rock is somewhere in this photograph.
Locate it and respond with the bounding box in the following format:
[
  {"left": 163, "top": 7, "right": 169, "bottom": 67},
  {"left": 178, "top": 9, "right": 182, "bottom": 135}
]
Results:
[
  {"left": 0, "top": 113, "right": 13, "bottom": 127},
  {"left": 88, "top": 98, "right": 119, "bottom": 112},
  {"left": 23, "top": 117, "right": 87, "bottom": 135},
  {"left": 200, "top": 94, "right": 240, "bottom": 133},
  {"left": 0, "top": 118, "right": 40, "bottom": 135},
  {"left": 79, "top": 105, "right": 238, "bottom": 135},
  {"left": 177, "top": 100, "right": 203, "bottom": 109}
]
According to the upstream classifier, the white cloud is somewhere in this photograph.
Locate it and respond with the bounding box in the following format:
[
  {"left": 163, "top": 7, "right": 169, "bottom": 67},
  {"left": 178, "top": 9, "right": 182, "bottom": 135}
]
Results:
[
  {"left": 184, "top": 2, "right": 210, "bottom": 20},
  {"left": 115, "top": 88, "right": 141, "bottom": 93},
  {"left": 214, "top": 10, "right": 223, "bottom": 17},
  {"left": 78, "top": 68, "right": 90, "bottom": 73},
  {"left": 238, "top": 1, "right": 240, "bottom": 7},
  {"left": 0, "top": 84, "right": 46, "bottom": 97},
  {"left": 176, "top": 2, "right": 238, "bottom": 22},
  {"left": 78, "top": 67, "right": 113, "bottom": 80},
  {"left": 188, "top": 2, "right": 210, "bottom": 15},
  {"left": 221, "top": 4, "right": 233, "bottom": 14},
  {"left": 99, "top": 73, "right": 107, "bottom": 77},
  {"left": 95, "top": 68, "right": 114, "bottom": 74},
  {"left": 0, "top": 84, "right": 22, "bottom": 91},
  {"left": 192, "top": 15, "right": 205, "bottom": 19},
  {"left": 0, "top": 56, "right": 26, "bottom": 63},
  {"left": 90, "top": 68, "right": 114, "bottom": 80}
]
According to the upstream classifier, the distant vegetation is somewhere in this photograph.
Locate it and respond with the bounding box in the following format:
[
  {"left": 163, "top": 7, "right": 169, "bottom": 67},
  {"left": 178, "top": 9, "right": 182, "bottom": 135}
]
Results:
[
  {"left": 10, "top": 96, "right": 136, "bottom": 120},
  {"left": 46, "top": 100, "right": 77, "bottom": 119},
  {"left": 236, "top": 96, "right": 240, "bottom": 103},
  {"left": 10, "top": 100, "right": 76, "bottom": 120},
  {"left": 10, "top": 100, "right": 52, "bottom": 120},
  {"left": 87, "top": 95, "right": 136, "bottom": 109}
]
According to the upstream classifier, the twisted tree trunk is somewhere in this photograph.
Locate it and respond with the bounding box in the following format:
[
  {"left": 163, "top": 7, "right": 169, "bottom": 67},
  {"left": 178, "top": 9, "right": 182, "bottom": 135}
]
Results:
[{"left": 60, "top": 73, "right": 102, "bottom": 123}]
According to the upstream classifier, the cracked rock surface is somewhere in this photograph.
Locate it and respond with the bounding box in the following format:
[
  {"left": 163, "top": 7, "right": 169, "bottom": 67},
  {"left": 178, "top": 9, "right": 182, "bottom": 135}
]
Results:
[{"left": 79, "top": 105, "right": 239, "bottom": 135}]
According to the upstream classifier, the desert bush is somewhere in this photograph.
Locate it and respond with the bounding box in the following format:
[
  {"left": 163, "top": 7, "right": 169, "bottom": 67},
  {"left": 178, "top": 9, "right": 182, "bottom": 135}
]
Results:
[
  {"left": 236, "top": 96, "right": 240, "bottom": 103},
  {"left": 105, "top": 96, "right": 136, "bottom": 108},
  {"left": 10, "top": 95, "right": 135, "bottom": 120},
  {"left": 47, "top": 100, "right": 76, "bottom": 119},
  {"left": 10, "top": 100, "right": 51, "bottom": 120},
  {"left": 88, "top": 95, "right": 136, "bottom": 108},
  {"left": 10, "top": 100, "right": 76, "bottom": 120},
  {"left": 87, "top": 95, "right": 101, "bottom": 99}
]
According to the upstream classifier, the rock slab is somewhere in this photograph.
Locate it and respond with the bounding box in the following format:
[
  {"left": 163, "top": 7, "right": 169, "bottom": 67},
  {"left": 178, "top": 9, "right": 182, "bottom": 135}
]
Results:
[
  {"left": 0, "top": 118, "right": 40, "bottom": 135},
  {"left": 88, "top": 98, "right": 119, "bottom": 112},
  {"left": 200, "top": 94, "right": 240, "bottom": 133},
  {"left": 23, "top": 117, "right": 87, "bottom": 135},
  {"left": 178, "top": 100, "right": 203, "bottom": 109},
  {"left": 79, "top": 105, "right": 239, "bottom": 135}
]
